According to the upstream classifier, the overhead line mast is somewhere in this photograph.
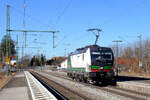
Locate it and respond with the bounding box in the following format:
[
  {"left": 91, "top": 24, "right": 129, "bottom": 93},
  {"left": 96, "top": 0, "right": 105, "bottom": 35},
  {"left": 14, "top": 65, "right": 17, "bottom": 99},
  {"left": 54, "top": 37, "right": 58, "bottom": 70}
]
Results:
[
  {"left": 112, "top": 40, "right": 122, "bottom": 76},
  {"left": 6, "top": 5, "right": 11, "bottom": 58},
  {"left": 22, "top": 0, "right": 26, "bottom": 60},
  {"left": 6, "top": 1, "right": 59, "bottom": 62},
  {"left": 23, "top": 0, "right": 26, "bottom": 27},
  {"left": 5, "top": 5, "right": 11, "bottom": 78},
  {"left": 8, "top": 29, "right": 59, "bottom": 49},
  {"left": 112, "top": 40, "right": 122, "bottom": 67},
  {"left": 138, "top": 35, "right": 142, "bottom": 75}
]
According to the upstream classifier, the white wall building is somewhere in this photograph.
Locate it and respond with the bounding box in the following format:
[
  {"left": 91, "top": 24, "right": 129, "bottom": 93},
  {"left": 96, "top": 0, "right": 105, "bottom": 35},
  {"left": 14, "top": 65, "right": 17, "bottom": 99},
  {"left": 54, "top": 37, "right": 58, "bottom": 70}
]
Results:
[{"left": 61, "top": 59, "right": 68, "bottom": 69}]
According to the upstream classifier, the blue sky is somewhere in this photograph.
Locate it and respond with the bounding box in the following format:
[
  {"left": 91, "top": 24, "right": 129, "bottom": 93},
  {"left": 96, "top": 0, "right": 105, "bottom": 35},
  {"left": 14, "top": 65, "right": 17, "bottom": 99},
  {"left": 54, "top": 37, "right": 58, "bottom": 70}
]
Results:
[{"left": 0, "top": 0, "right": 150, "bottom": 59}]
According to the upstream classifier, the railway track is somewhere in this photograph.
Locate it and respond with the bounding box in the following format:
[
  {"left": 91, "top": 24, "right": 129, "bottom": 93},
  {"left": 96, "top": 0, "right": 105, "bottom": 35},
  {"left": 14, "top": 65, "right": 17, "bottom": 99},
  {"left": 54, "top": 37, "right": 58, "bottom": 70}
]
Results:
[
  {"left": 42, "top": 71, "right": 150, "bottom": 93},
  {"left": 33, "top": 70, "right": 150, "bottom": 100},
  {"left": 30, "top": 71, "right": 91, "bottom": 100},
  {"left": 31, "top": 73, "right": 68, "bottom": 100},
  {"left": 25, "top": 71, "right": 69, "bottom": 100}
]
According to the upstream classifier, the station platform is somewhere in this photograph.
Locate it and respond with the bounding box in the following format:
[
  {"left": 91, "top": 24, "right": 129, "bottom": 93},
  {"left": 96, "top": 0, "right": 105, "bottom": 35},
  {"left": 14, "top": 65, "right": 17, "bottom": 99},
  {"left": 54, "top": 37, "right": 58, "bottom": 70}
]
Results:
[{"left": 0, "top": 72, "right": 30, "bottom": 100}]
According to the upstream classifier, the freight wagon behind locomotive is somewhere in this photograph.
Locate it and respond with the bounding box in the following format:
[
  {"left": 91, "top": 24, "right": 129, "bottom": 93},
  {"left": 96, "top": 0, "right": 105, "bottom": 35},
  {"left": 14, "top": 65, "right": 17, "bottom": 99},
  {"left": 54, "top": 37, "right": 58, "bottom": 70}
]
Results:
[{"left": 67, "top": 45, "right": 116, "bottom": 85}]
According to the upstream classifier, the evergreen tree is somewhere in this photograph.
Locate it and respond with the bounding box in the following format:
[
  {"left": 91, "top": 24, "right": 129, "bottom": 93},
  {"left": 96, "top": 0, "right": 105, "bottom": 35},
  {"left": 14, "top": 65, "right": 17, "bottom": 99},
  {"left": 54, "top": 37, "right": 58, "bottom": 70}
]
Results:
[{"left": 0, "top": 35, "right": 16, "bottom": 61}]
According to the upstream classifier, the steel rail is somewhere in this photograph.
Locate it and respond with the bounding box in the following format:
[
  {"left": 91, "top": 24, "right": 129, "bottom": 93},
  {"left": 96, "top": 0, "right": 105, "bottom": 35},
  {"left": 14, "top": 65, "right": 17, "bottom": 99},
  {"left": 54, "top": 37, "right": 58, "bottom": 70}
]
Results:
[
  {"left": 30, "top": 72, "right": 68, "bottom": 100},
  {"left": 24, "top": 71, "right": 57, "bottom": 100},
  {"left": 31, "top": 71, "right": 91, "bottom": 100}
]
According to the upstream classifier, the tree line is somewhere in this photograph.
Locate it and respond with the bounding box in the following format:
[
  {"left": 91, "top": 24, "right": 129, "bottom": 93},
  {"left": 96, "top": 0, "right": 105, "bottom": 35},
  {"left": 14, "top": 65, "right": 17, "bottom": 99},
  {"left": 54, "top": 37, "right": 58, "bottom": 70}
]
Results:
[
  {"left": 30, "top": 54, "right": 46, "bottom": 66},
  {"left": 111, "top": 38, "right": 150, "bottom": 73}
]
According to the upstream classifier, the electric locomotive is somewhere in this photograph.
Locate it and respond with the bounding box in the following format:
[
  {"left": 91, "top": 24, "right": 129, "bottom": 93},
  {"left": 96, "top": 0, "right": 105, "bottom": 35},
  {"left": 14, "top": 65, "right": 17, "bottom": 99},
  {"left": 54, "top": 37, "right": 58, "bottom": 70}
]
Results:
[{"left": 67, "top": 45, "right": 116, "bottom": 85}]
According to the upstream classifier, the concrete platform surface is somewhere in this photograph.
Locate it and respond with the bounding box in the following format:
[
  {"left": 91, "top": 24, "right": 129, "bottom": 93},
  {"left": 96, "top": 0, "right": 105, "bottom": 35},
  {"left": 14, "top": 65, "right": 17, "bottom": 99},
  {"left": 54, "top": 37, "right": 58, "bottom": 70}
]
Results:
[{"left": 0, "top": 72, "right": 29, "bottom": 100}]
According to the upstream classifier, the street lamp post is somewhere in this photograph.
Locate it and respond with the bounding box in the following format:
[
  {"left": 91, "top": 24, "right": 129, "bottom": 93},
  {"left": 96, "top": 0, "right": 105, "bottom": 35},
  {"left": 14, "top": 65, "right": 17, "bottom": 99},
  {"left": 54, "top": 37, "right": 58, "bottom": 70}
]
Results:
[{"left": 112, "top": 40, "right": 122, "bottom": 76}]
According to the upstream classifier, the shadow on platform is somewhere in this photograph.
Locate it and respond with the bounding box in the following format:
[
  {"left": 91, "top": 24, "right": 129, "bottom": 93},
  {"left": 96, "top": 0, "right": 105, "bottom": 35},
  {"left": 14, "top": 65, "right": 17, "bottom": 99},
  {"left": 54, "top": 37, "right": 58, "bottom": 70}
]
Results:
[{"left": 117, "top": 75, "right": 150, "bottom": 82}]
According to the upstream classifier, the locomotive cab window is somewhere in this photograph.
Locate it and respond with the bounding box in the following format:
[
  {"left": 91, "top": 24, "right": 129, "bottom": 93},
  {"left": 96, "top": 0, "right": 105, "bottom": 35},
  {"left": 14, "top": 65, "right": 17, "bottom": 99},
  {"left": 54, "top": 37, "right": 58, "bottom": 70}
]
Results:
[
  {"left": 91, "top": 52, "right": 112, "bottom": 61},
  {"left": 101, "top": 52, "right": 112, "bottom": 60}
]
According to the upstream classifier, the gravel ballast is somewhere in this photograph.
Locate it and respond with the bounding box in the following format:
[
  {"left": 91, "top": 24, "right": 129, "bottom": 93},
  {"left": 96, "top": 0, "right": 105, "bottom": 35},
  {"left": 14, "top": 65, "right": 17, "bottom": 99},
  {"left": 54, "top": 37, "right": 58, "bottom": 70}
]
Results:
[{"left": 37, "top": 71, "right": 134, "bottom": 100}]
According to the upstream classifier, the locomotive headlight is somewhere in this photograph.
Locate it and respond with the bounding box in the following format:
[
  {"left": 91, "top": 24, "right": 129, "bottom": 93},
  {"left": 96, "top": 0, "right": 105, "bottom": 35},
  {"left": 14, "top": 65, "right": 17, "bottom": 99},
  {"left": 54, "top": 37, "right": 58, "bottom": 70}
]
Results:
[{"left": 100, "top": 67, "right": 103, "bottom": 69}]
